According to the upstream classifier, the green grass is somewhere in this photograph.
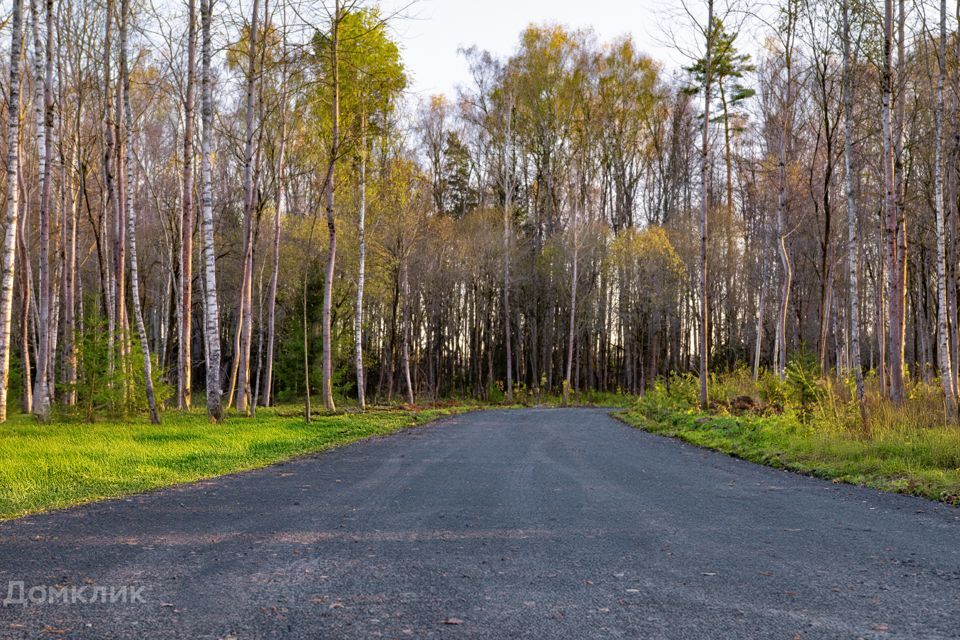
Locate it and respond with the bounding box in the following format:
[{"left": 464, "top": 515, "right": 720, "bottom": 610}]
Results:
[
  {"left": 617, "top": 377, "right": 960, "bottom": 506},
  {"left": 0, "top": 404, "right": 473, "bottom": 520}
]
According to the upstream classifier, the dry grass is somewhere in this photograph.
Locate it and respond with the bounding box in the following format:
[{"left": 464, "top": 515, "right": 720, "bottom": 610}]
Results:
[{"left": 621, "top": 371, "right": 960, "bottom": 505}]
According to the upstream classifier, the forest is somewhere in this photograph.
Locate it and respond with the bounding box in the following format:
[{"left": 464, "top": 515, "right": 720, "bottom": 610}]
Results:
[{"left": 0, "top": 0, "right": 958, "bottom": 426}]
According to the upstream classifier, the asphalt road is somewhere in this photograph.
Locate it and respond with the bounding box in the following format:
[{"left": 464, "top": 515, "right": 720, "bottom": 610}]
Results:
[{"left": 0, "top": 408, "right": 958, "bottom": 639}]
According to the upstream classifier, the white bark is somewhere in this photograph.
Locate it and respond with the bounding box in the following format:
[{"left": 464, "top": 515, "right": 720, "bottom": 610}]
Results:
[
  {"left": 178, "top": 0, "right": 197, "bottom": 411},
  {"left": 401, "top": 258, "right": 414, "bottom": 405},
  {"left": 235, "top": 0, "right": 261, "bottom": 414},
  {"left": 935, "top": 0, "right": 958, "bottom": 422},
  {"left": 321, "top": 0, "right": 340, "bottom": 412},
  {"left": 699, "top": 0, "right": 714, "bottom": 410},
  {"left": 200, "top": 0, "right": 222, "bottom": 421},
  {"left": 29, "top": 0, "right": 53, "bottom": 420},
  {"left": 0, "top": 0, "right": 24, "bottom": 422},
  {"left": 842, "top": 0, "right": 866, "bottom": 418},
  {"left": 355, "top": 116, "right": 366, "bottom": 410},
  {"left": 120, "top": 0, "right": 159, "bottom": 423},
  {"left": 501, "top": 100, "right": 514, "bottom": 403}
]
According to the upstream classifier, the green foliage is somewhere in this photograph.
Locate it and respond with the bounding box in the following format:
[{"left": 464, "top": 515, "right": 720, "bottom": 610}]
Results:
[
  {"left": 68, "top": 312, "right": 171, "bottom": 422},
  {"left": 620, "top": 372, "right": 960, "bottom": 505},
  {"left": 757, "top": 371, "right": 788, "bottom": 408},
  {"left": 708, "top": 365, "right": 756, "bottom": 404},
  {"left": 308, "top": 7, "right": 407, "bottom": 152},
  {"left": 784, "top": 349, "right": 824, "bottom": 419},
  {"left": 684, "top": 17, "right": 756, "bottom": 130}
]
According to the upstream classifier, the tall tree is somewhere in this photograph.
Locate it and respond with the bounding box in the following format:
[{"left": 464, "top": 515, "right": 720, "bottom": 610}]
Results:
[
  {"left": 235, "top": 0, "right": 261, "bottom": 414},
  {"left": 120, "top": 0, "right": 159, "bottom": 423},
  {"left": 354, "top": 109, "right": 366, "bottom": 410},
  {"left": 29, "top": 0, "right": 55, "bottom": 420},
  {"left": 882, "top": 0, "right": 904, "bottom": 402},
  {"left": 934, "top": 0, "right": 958, "bottom": 422},
  {"left": 0, "top": 0, "right": 24, "bottom": 422},
  {"left": 699, "top": 0, "right": 715, "bottom": 409},
  {"left": 320, "top": 0, "right": 342, "bottom": 412},
  {"left": 774, "top": 0, "right": 798, "bottom": 381},
  {"left": 841, "top": 0, "right": 865, "bottom": 419},
  {"left": 262, "top": 38, "right": 286, "bottom": 409},
  {"left": 179, "top": 0, "right": 197, "bottom": 411},
  {"left": 200, "top": 0, "right": 222, "bottom": 421}
]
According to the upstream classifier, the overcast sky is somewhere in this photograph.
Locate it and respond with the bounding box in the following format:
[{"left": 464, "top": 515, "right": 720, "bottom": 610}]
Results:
[{"left": 377, "top": 0, "right": 691, "bottom": 102}]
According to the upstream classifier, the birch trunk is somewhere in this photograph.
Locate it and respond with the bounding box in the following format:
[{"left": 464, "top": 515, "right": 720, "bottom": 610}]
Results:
[
  {"left": 29, "top": 0, "right": 53, "bottom": 420},
  {"left": 401, "top": 258, "right": 414, "bottom": 405},
  {"left": 17, "top": 218, "right": 31, "bottom": 415},
  {"left": 102, "top": 0, "right": 118, "bottom": 383},
  {"left": 354, "top": 115, "right": 366, "bottom": 410},
  {"left": 0, "top": 0, "right": 24, "bottom": 422},
  {"left": 235, "top": 0, "right": 260, "bottom": 414},
  {"left": 120, "top": 0, "right": 159, "bottom": 423},
  {"left": 263, "top": 122, "right": 284, "bottom": 410},
  {"left": 935, "top": 0, "right": 958, "bottom": 422},
  {"left": 178, "top": 0, "right": 197, "bottom": 410},
  {"left": 698, "top": 0, "right": 713, "bottom": 410},
  {"left": 564, "top": 184, "right": 578, "bottom": 406},
  {"left": 882, "top": 0, "right": 904, "bottom": 402},
  {"left": 321, "top": 0, "right": 340, "bottom": 412},
  {"left": 200, "top": 0, "right": 222, "bottom": 421},
  {"left": 842, "top": 0, "right": 866, "bottom": 419},
  {"left": 775, "top": 3, "right": 796, "bottom": 382},
  {"left": 502, "top": 102, "right": 514, "bottom": 403},
  {"left": 303, "top": 275, "right": 311, "bottom": 421},
  {"left": 62, "top": 124, "right": 78, "bottom": 404},
  {"left": 752, "top": 263, "right": 765, "bottom": 380}
]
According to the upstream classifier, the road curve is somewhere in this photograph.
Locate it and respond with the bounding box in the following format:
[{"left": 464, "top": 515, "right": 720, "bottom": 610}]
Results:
[{"left": 0, "top": 408, "right": 958, "bottom": 639}]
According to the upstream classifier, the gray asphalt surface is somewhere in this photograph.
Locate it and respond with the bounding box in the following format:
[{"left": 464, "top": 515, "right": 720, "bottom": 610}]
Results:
[{"left": 0, "top": 408, "right": 958, "bottom": 639}]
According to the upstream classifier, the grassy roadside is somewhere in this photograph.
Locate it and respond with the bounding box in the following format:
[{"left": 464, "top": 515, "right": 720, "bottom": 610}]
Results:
[
  {"left": 616, "top": 376, "right": 960, "bottom": 506},
  {"left": 0, "top": 404, "right": 473, "bottom": 521}
]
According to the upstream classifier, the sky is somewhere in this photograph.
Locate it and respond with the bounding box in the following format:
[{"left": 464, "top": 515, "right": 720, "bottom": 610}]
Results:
[{"left": 376, "top": 0, "right": 692, "bottom": 102}]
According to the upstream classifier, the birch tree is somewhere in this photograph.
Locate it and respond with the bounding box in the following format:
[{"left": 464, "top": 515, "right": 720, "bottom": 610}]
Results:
[
  {"left": 234, "top": 0, "right": 261, "bottom": 414},
  {"left": 200, "top": 0, "right": 222, "bottom": 421},
  {"left": 29, "top": 0, "right": 54, "bottom": 420},
  {"left": 0, "top": 0, "right": 24, "bottom": 422},
  {"left": 321, "top": 0, "right": 342, "bottom": 412},
  {"left": 120, "top": 0, "right": 159, "bottom": 423},
  {"left": 882, "top": 0, "right": 903, "bottom": 402},
  {"left": 841, "top": 0, "right": 865, "bottom": 418},
  {"left": 178, "top": 0, "right": 197, "bottom": 411},
  {"left": 699, "top": 0, "right": 715, "bottom": 409},
  {"left": 934, "top": 0, "right": 958, "bottom": 422}
]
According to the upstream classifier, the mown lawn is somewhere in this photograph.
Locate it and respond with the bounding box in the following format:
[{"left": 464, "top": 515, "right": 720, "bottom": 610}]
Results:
[
  {"left": 617, "top": 384, "right": 960, "bottom": 505},
  {"left": 0, "top": 404, "right": 472, "bottom": 520}
]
